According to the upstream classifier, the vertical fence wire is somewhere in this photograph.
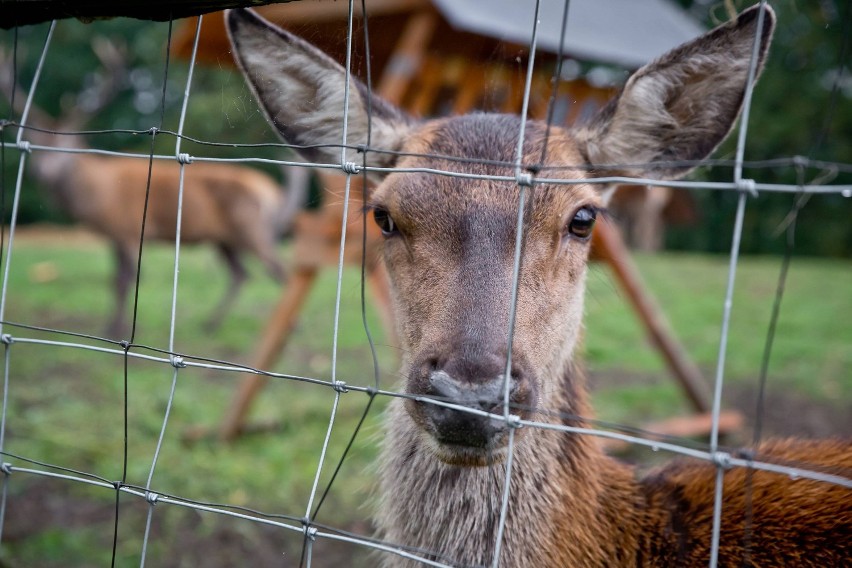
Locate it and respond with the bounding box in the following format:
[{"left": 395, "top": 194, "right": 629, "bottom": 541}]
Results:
[
  {"left": 0, "top": 19, "right": 56, "bottom": 551},
  {"left": 707, "top": 3, "right": 770, "bottom": 566},
  {"left": 493, "top": 0, "right": 543, "bottom": 564},
  {"left": 0, "top": 21, "right": 55, "bottom": 337},
  {"left": 0, "top": 337, "right": 11, "bottom": 542},
  {"left": 112, "top": 17, "right": 176, "bottom": 568},
  {"left": 138, "top": 15, "right": 203, "bottom": 568},
  {"left": 300, "top": 2, "right": 359, "bottom": 564},
  {"left": 305, "top": 0, "right": 385, "bottom": 527}
]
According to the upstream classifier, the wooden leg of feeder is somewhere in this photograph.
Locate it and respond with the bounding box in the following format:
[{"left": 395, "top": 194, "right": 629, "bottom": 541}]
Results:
[
  {"left": 602, "top": 411, "right": 744, "bottom": 452},
  {"left": 593, "top": 220, "right": 711, "bottom": 413},
  {"left": 219, "top": 266, "right": 319, "bottom": 441}
]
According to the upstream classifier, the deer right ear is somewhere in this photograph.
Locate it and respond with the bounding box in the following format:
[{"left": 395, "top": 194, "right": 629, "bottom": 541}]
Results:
[{"left": 226, "top": 8, "right": 414, "bottom": 179}]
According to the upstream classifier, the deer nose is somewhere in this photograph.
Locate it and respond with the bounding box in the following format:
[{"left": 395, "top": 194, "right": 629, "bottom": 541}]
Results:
[{"left": 417, "top": 354, "right": 534, "bottom": 449}]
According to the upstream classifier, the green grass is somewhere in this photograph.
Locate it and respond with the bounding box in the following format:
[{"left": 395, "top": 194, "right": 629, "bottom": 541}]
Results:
[
  {"left": 584, "top": 253, "right": 851, "bottom": 424},
  {"left": 0, "top": 233, "right": 849, "bottom": 565}
]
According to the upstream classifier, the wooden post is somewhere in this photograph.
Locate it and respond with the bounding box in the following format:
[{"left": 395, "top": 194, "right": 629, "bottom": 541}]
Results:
[
  {"left": 218, "top": 264, "right": 318, "bottom": 441},
  {"left": 376, "top": 10, "right": 438, "bottom": 105},
  {"left": 592, "top": 219, "right": 711, "bottom": 412}
]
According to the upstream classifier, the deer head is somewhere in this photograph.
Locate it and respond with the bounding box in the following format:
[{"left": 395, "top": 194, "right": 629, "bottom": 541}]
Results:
[
  {"left": 227, "top": 6, "right": 774, "bottom": 467},
  {"left": 0, "top": 37, "right": 128, "bottom": 186}
]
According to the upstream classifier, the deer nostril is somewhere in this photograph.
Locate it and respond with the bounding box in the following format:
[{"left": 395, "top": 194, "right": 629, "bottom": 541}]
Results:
[
  {"left": 420, "top": 357, "right": 440, "bottom": 379},
  {"left": 511, "top": 366, "right": 523, "bottom": 383}
]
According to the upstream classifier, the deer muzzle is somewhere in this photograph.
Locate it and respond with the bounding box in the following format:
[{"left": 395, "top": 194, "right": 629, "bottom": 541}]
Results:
[{"left": 407, "top": 349, "right": 537, "bottom": 463}]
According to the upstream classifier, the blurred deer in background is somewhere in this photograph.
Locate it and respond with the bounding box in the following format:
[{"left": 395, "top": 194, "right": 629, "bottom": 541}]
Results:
[
  {"left": 1, "top": 38, "right": 293, "bottom": 336},
  {"left": 609, "top": 184, "right": 698, "bottom": 251},
  {"left": 229, "top": 5, "right": 850, "bottom": 566}
]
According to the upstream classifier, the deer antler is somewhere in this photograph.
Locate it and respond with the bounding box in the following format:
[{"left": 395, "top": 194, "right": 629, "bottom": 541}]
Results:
[
  {"left": 73, "top": 36, "right": 129, "bottom": 116},
  {"left": 0, "top": 45, "right": 55, "bottom": 128}
]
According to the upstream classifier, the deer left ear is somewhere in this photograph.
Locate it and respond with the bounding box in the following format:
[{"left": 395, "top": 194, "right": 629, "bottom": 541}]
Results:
[
  {"left": 576, "top": 4, "right": 775, "bottom": 181},
  {"left": 226, "top": 8, "right": 415, "bottom": 180}
]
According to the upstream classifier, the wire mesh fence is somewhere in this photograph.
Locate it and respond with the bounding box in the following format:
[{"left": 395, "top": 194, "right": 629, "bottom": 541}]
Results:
[{"left": 0, "top": 0, "right": 850, "bottom": 566}]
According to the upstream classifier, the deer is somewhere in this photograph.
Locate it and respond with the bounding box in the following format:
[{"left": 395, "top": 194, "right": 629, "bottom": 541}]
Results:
[
  {"left": 0, "top": 38, "right": 291, "bottom": 336},
  {"left": 227, "top": 5, "right": 851, "bottom": 567},
  {"left": 609, "top": 184, "right": 696, "bottom": 251}
]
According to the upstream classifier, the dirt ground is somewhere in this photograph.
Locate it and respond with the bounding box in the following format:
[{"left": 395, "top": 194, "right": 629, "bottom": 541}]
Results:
[{"left": 591, "top": 368, "right": 852, "bottom": 442}]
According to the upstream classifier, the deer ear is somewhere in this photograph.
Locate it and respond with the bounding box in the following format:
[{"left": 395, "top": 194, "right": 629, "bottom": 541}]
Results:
[
  {"left": 226, "top": 8, "right": 414, "bottom": 179},
  {"left": 577, "top": 4, "right": 775, "bottom": 180}
]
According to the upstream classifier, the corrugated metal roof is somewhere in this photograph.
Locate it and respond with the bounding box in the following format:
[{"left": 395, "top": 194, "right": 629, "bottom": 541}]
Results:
[{"left": 431, "top": 0, "right": 706, "bottom": 68}]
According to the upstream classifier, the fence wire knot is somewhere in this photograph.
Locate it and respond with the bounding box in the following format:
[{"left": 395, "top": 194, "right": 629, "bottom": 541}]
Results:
[
  {"left": 332, "top": 380, "right": 348, "bottom": 394},
  {"left": 712, "top": 451, "right": 732, "bottom": 470},
  {"left": 177, "top": 152, "right": 193, "bottom": 165},
  {"left": 145, "top": 491, "right": 160, "bottom": 505},
  {"left": 1, "top": 333, "right": 13, "bottom": 345},
  {"left": 1, "top": 463, "right": 12, "bottom": 476},
  {"left": 505, "top": 414, "right": 523, "bottom": 429},
  {"left": 515, "top": 172, "right": 534, "bottom": 187},
  {"left": 16, "top": 140, "right": 31, "bottom": 154},
  {"left": 302, "top": 519, "right": 318, "bottom": 541},
  {"left": 170, "top": 355, "right": 186, "bottom": 369},
  {"left": 341, "top": 161, "right": 360, "bottom": 175},
  {"left": 148, "top": 126, "right": 159, "bottom": 136},
  {"left": 736, "top": 178, "right": 758, "bottom": 197}
]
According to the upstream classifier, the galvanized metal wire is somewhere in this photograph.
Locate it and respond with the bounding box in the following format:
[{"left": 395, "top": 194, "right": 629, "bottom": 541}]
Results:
[{"left": 0, "top": 3, "right": 849, "bottom": 567}]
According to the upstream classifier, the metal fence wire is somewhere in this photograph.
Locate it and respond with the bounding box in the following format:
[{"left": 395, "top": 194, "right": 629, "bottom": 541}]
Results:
[{"left": 0, "top": 0, "right": 850, "bottom": 566}]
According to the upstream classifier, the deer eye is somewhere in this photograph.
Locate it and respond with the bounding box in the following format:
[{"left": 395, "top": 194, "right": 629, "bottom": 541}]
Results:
[
  {"left": 373, "top": 207, "right": 398, "bottom": 236},
  {"left": 566, "top": 206, "right": 597, "bottom": 240}
]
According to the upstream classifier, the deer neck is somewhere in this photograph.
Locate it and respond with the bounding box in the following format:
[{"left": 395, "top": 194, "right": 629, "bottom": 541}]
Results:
[
  {"left": 30, "top": 148, "right": 76, "bottom": 190},
  {"left": 24, "top": 129, "right": 81, "bottom": 202},
  {"left": 377, "top": 362, "right": 645, "bottom": 568}
]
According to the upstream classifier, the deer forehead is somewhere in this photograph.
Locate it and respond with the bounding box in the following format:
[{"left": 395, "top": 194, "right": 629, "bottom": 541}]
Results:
[{"left": 371, "top": 114, "right": 600, "bottom": 236}]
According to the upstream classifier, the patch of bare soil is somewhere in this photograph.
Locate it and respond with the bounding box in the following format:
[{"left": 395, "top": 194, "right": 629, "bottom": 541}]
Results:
[
  {"left": 0, "top": 480, "right": 374, "bottom": 568},
  {"left": 722, "top": 381, "right": 851, "bottom": 441},
  {"left": 590, "top": 368, "right": 851, "bottom": 442}
]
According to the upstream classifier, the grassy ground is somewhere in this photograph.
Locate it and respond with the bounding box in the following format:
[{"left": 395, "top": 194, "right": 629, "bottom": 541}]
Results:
[{"left": 0, "top": 227, "right": 849, "bottom": 566}]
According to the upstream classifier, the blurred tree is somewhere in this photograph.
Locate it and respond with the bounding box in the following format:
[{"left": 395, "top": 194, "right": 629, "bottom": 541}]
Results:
[
  {"left": 0, "top": 17, "right": 288, "bottom": 226},
  {"left": 667, "top": 0, "right": 852, "bottom": 257}
]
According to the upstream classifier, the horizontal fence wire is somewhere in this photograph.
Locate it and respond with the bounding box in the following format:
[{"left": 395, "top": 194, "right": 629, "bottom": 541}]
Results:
[
  {"left": 0, "top": 2, "right": 850, "bottom": 567},
  {"left": 1, "top": 133, "right": 852, "bottom": 194}
]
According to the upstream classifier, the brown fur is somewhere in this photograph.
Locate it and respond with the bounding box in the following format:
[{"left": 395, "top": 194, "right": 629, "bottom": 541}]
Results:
[
  {"left": 62, "top": 155, "right": 284, "bottom": 257},
  {"left": 227, "top": 5, "right": 851, "bottom": 566},
  {"left": 639, "top": 439, "right": 851, "bottom": 566},
  {"left": 45, "top": 149, "right": 287, "bottom": 335}
]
